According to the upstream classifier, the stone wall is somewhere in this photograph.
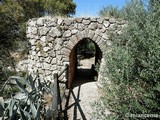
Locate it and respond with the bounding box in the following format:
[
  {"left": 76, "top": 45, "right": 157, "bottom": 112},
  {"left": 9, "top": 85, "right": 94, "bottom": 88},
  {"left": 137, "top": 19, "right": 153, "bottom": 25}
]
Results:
[{"left": 26, "top": 16, "right": 126, "bottom": 85}]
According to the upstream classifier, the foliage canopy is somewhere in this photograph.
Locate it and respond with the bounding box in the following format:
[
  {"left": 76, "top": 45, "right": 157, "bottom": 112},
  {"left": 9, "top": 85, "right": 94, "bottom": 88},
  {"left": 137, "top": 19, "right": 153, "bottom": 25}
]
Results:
[{"left": 93, "top": 0, "right": 160, "bottom": 119}]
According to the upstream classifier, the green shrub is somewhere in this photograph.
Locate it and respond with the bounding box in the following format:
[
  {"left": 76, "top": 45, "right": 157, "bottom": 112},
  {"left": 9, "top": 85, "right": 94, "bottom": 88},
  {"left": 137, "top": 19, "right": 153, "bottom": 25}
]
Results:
[
  {"left": 0, "top": 75, "right": 55, "bottom": 120},
  {"left": 93, "top": 0, "right": 160, "bottom": 119}
]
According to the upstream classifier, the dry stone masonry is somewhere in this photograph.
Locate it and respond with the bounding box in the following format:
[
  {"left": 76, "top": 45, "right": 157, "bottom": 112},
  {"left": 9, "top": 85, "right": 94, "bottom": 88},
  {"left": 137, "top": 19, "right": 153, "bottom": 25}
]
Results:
[{"left": 26, "top": 16, "right": 126, "bottom": 84}]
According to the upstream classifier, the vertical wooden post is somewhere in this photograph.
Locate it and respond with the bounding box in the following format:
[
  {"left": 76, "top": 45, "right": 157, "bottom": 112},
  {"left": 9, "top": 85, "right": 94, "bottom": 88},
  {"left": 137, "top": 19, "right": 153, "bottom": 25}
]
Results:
[
  {"left": 65, "top": 64, "right": 69, "bottom": 88},
  {"left": 52, "top": 73, "right": 58, "bottom": 119}
]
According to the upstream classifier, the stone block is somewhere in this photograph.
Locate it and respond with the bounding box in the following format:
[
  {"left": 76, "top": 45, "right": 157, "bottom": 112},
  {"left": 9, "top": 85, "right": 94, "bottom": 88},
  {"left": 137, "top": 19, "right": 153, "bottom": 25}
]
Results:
[
  {"left": 39, "top": 27, "right": 49, "bottom": 36},
  {"left": 27, "top": 27, "right": 38, "bottom": 35},
  {"left": 49, "top": 27, "right": 61, "bottom": 38},
  {"left": 50, "top": 65, "right": 57, "bottom": 71},
  {"left": 57, "top": 18, "right": 63, "bottom": 25},
  {"left": 92, "top": 34, "right": 99, "bottom": 41},
  {"left": 48, "top": 51, "right": 56, "bottom": 57},
  {"left": 45, "top": 57, "right": 52, "bottom": 63},
  {"left": 95, "top": 35, "right": 101, "bottom": 44},
  {"left": 63, "top": 19, "right": 72, "bottom": 26},
  {"left": 97, "top": 18, "right": 103, "bottom": 24},
  {"left": 88, "top": 23, "right": 98, "bottom": 30},
  {"left": 78, "top": 23, "right": 85, "bottom": 31},
  {"left": 91, "top": 18, "right": 97, "bottom": 22},
  {"left": 62, "top": 57, "right": 69, "bottom": 62},
  {"left": 63, "top": 30, "right": 71, "bottom": 37},
  {"left": 29, "top": 39, "right": 36, "bottom": 45},
  {"left": 45, "top": 70, "right": 52, "bottom": 75},
  {"left": 70, "top": 35, "right": 78, "bottom": 45},
  {"left": 88, "top": 30, "right": 95, "bottom": 39},
  {"left": 102, "top": 34, "right": 109, "bottom": 40},
  {"left": 43, "top": 47, "right": 50, "bottom": 52},
  {"left": 74, "top": 18, "right": 83, "bottom": 23},
  {"left": 103, "top": 21, "right": 110, "bottom": 28},
  {"left": 40, "top": 36, "right": 46, "bottom": 42},
  {"left": 109, "top": 18, "right": 116, "bottom": 24},
  {"left": 32, "top": 51, "right": 36, "bottom": 56},
  {"left": 71, "top": 29, "right": 78, "bottom": 35},
  {"left": 76, "top": 32, "right": 83, "bottom": 41},
  {"left": 51, "top": 58, "right": 57, "bottom": 64},
  {"left": 82, "top": 19, "right": 91, "bottom": 25},
  {"left": 43, "top": 62, "right": 51, "bottom": 69},
  {"left": 28, "top": 19, "right": 37, "bottom": 27},
  {"left": 37, "top": 18, "right": 44, "bottom": 26}
]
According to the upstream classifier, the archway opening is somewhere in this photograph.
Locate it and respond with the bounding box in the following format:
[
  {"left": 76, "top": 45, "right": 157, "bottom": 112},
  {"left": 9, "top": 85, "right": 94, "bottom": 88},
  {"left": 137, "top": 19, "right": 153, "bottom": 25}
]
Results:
[{"left": 68, "top": 38, "right": 102, "bottom": 88}]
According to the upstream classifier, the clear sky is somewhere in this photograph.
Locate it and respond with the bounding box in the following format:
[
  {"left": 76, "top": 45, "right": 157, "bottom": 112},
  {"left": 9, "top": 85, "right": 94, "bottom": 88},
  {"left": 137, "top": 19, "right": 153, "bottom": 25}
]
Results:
[{"left": 73, "top": 0, "right": 126, "bottom": 17}]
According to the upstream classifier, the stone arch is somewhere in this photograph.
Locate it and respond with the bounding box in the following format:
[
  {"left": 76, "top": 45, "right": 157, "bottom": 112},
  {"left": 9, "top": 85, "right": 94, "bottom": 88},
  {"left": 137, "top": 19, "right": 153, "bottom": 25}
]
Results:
[
  {"left": 26, "top": 16, "right": 126, "bottom": 84},
  {"left": 62, "top": 30, "right": 106, "bottom": 62},
  {"left": 67, "top": 35, "right": 103, "bottom": 88}
]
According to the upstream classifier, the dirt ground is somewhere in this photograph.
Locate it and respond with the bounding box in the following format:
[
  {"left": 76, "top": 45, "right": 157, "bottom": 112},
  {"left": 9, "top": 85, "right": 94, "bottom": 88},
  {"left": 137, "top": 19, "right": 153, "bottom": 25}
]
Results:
[{"left": 65, "top": 57, "right": 101, "bottom": 120}]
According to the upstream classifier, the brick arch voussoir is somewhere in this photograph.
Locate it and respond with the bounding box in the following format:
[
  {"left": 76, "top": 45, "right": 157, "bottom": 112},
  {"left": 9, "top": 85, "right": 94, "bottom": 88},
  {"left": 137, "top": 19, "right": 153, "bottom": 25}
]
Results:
[{"left": 65, "top": 31, "right": 106, "bottom": 57}]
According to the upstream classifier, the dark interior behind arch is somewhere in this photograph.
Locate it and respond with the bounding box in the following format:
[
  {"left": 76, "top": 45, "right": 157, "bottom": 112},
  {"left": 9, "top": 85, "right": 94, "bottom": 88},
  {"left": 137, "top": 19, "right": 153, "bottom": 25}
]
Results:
[{"left": 68, "top": 38, "right": 102, "bottom": 88}]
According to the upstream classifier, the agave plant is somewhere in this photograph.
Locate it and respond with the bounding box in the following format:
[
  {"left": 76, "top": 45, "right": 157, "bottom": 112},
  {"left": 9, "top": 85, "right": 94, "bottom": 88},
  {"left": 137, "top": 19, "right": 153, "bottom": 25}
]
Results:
[{"left": 0, "top": 74, "right": 56, "bottom": 120}]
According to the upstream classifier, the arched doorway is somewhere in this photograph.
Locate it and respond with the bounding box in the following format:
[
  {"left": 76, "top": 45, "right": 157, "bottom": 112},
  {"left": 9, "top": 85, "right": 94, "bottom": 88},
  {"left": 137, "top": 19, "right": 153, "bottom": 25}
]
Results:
[{"left": 68, "top": 38, "right": 102, "bottom": 88}]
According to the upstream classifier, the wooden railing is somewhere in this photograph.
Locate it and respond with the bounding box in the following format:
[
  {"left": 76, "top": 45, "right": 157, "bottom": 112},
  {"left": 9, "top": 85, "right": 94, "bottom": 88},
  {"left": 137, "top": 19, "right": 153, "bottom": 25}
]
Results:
[{"left": 52, "top": 64, "right": 69, "bottom": 119}]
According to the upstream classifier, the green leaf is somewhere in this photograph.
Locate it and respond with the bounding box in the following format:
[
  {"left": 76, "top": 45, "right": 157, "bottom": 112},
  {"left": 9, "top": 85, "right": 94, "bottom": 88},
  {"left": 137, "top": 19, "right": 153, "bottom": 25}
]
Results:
[
  {"left": 0, "top": 97, "right": 4, "bottom": 117},
  {"left": 30, "top": 102, "right": 37, "bottom": 118},
  {"left": 8, "top": 98, "right": 16, "bottom": 117},
  {"left": 19, "top": 106, "right": 26, "bottom": 120},
  {"left": 15, "top": 79, "right": 29, "bottom": 94},
  {"left": 27, "top": 75, "right": 35, "bottom": 90}
]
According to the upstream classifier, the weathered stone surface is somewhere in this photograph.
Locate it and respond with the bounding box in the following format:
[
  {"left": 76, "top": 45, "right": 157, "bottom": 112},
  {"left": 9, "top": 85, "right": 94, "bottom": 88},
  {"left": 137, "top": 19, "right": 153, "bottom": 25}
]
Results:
[
  {"left": 27, "top": 17, "right": 126, "bottom": 83},
  {"left": 83, "top": 17, "right": 90, "bottom": 20},
  {"left": 43, "top": 47, "right": 50, "bottom": 52},
  {"left": 45, "top": 70, "right": 52, "bottom": 75},
  {"left": 31, "top": 46, "right": 36, "bottom": 51},
  {"left": 26, "top": 33, "right": 34, "bottom": 39},
  {"left": 40, "top": 36, "right": 46, "bottom": 42},
  {"left": 30, "top": 39, "right": 36, "bottom": 45},
  {"left": 47, "top": 21, "right": 57, "bottom": 27},
  {"left": 28, "top": 19, "right": 37, "bottom": 27},
  {"left": 88, "top": 30, "right": 95, "bottom": 39},
  {"left": 78, "top": 23, "right": 85, "bottom": 31},
  {"left": 51, "top": 58, "right": 57, "bottom": 64},
  {"left": 97, "top": 18, "right": 103, "bottom": 24},
  {"left": 117, "top": 20, "right": 126, "bottom": 25},
  {"left": 71, "top": 29, "right": 78, "bottom": 34},
  {"left": 43, "top": 62, "right": 50, "bottom": 69},
  {"left": 45, "top": 57, "right": 52, "bottom": 63},
  {"left": 57, "top": 18, "right": 63, "bottom": 25},
  {"left": 39, "top": 27, "right": 49, "bottom": 36},
  {"left": 32, "top": 51, "right": 36, "bottom": 56},
  {"left": 82, "top": 19, "right": 91, "bottom": 25},
  {"left": 76, "top": 32, "right": 83, "bottom": 41},
  {"left": 102, "top": 34, "right": 109, "bottom": 40},
  {"left": 88, "top": 23, "right": 98, "bottom": 30},
  {"left": 63, "top": 19, "right": 72, "bottom": 25},
  {"left": 37, "top": 51, "right": 42, "bottom": 57},
  {"left": 50, "top": 65, "right": 57, "bottom": 71},
  {"left": 63, "top": 30, "right": 71, "bottom": 37},
  {"left": 109, "top": 18, "right": 116, "bottom": 24},
  {"left": 103, "top": 21, "right": 110, "bottom": 28},
  {"left": 37, "top": 18, "right": 44, "bottom": 26},
  {"left": 74, "top": 18, "right": 83, "bottom": 23},
  {"left": 27, "top": 27, "right": 37, "bottom": 35},
  {"left": 49, "top": 27, "right": 61, "bottom": 38},
  {"left": 91, "top": 18, "right": 97, "bottom": 22},
  {"left": 36, "top": 63, "right": 42, "bottom": 68}
]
